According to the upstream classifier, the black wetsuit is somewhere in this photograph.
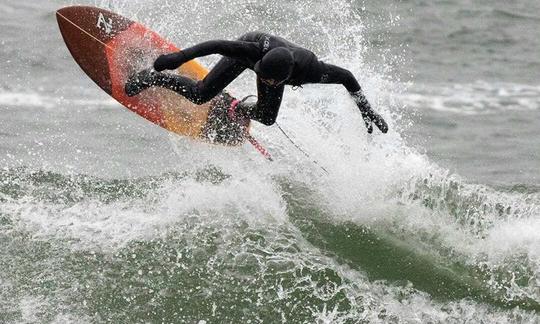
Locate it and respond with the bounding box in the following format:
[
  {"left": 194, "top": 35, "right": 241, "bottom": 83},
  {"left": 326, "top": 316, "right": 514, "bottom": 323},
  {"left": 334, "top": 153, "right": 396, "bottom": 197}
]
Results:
[{"left": 147, "top": 32, "right": 368, "bottom": 126}]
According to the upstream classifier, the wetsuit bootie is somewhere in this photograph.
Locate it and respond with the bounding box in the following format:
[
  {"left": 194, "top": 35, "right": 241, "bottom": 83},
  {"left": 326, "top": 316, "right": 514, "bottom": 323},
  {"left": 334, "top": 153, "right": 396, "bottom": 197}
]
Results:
[{"left": 125, "top": 68, "right": 157, "bottom": 97}]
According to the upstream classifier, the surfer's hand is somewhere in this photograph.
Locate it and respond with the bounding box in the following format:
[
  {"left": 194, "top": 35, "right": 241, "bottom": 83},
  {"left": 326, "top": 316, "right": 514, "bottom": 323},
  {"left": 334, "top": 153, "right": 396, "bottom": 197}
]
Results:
[
  {"left": 360, "top": 108, "right": 388, "bottom": 134},
  {"left": 361, "top": 108, "right": 388, "bottom": 134},
  {"left": 350, "top": 90, "right": 388, "bottom": 134},
  {"left": 154, "top": 52, "right": 187, "bottom": 71}
]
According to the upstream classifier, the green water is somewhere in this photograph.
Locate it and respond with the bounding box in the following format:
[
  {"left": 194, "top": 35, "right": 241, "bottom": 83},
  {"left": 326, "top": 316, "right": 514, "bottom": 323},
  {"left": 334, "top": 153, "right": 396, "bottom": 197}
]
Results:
[{"left": 1, "top": 170, "right": 539, "bottom": 322}]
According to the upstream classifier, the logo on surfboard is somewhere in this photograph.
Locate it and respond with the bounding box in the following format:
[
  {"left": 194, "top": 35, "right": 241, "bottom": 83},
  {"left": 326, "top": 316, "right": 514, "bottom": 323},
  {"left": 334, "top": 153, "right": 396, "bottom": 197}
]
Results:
[{"left": 97, "top": 12, "right": 113, "bottom": 34}]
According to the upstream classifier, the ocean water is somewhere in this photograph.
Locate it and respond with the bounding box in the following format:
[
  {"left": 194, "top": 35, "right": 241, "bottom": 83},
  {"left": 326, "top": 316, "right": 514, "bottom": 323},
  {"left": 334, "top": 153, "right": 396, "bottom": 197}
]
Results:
[{"left": 0, "top": 0, "right": 539, "bottom": 323}]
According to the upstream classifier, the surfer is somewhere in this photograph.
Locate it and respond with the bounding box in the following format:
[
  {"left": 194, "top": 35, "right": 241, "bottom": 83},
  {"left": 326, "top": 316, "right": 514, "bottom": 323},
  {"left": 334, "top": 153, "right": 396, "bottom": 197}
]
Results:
[{"left": 125, "top": 31, "right": 388, "bottom": 134}]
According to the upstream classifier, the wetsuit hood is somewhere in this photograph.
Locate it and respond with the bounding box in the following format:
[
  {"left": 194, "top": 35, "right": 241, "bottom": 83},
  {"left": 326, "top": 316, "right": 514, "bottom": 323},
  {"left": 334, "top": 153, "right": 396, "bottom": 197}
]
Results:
[{"left": 254, "top": 47, "right": 294, "bottom": 82}]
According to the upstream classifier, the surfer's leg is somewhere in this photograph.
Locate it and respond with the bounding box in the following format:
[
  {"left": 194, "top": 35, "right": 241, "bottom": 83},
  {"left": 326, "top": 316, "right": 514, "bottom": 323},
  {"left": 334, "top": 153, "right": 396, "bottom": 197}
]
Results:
[
  {"left": 191, "top": 57, "right": 246, "bottom": 103},
  {"left": 125, "top": 58, "right": 245, "bottom": 104}
]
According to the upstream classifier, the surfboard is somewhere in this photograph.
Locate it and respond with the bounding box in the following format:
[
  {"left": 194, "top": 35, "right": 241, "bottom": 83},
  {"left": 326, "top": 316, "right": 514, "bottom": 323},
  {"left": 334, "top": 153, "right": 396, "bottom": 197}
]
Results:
[{"left": 56, "top": 6, "right": 256, "bottom": 147}]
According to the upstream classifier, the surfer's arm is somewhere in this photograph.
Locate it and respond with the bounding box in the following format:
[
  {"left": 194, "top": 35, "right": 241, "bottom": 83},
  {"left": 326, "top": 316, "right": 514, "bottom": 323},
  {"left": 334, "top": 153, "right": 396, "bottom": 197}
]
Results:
[
  {"left": 182, "top": 40, "right": 260, "bottom": 61},
  {"left": 154, "top": 40, "right": 259, "bottom": 71},
  {"left": 317, "top": 63, "right": 388, "bottom": 134},
  {"left": 237, "top": 80, "right": 284, "bottom": 126}
]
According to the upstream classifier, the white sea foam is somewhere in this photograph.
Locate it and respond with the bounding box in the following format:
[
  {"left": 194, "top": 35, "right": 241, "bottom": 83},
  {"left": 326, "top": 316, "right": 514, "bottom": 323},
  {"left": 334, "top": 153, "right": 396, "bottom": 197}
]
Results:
[
  {"left": 399, "top": 82, "right": 540, "bottom": 115},
  {"left": 1, "top": 169, "right": 287, "bottom": 251},
  {"left": 0, "top": 90, "right": 117, "bottom": 110}
]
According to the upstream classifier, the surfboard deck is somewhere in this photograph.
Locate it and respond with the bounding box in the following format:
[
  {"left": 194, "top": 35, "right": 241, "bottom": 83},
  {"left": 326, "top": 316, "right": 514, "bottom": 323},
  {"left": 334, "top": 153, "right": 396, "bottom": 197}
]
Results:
[{"left": 56, "top": 6, "right": 248, "bottom": 146}]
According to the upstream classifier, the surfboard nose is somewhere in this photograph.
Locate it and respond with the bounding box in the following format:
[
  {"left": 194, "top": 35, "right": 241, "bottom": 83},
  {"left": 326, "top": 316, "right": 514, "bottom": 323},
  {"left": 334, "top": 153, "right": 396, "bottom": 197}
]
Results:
[
  {"left": 56, "top": 6, "right": 133, "bottom": 94},
  {"left": 56, "top": 6, "right": 132, "bottom": 40}
]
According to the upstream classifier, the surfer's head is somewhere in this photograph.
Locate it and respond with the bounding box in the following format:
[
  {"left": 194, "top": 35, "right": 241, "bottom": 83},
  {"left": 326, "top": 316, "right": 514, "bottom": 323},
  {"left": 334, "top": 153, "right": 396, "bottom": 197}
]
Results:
[{"left": 254, "top": 48, "right": 294, "bottom": 86}]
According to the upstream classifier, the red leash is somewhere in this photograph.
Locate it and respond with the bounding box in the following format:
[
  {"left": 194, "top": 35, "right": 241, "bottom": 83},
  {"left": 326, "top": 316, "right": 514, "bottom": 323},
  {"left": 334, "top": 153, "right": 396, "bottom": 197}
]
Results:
[{"left": 245, "top": 133, "right": 273, "bottom": 161}]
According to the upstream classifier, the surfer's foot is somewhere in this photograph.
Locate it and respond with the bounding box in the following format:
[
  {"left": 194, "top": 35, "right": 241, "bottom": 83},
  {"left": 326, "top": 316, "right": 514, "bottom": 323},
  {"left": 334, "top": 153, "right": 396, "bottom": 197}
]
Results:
[{"left": 125, "top": 68, "right": 157, "bottom": 97}]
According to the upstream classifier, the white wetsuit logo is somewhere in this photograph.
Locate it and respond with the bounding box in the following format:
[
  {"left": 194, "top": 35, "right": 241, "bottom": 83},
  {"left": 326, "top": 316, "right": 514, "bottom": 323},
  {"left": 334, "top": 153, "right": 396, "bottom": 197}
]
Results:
[
  {"left": 263, "top": 36, "right": 271, "bottom": 53},
  {"left": 97, "top": 13, "right": 113, "bottom": 34}
]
